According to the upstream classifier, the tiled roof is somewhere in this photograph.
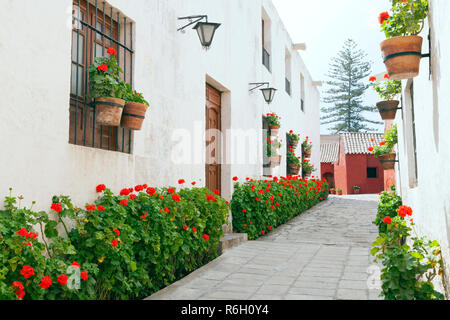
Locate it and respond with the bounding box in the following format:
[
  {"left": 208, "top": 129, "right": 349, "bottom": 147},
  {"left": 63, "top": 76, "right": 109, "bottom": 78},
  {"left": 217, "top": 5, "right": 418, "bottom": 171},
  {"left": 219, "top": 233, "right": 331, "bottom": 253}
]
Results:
[
  {"left": 341, "top": 132, "right": 384, "bottom": 155},
  {"left": 320, "top": 143, "right": 340, "bottom": 163}
]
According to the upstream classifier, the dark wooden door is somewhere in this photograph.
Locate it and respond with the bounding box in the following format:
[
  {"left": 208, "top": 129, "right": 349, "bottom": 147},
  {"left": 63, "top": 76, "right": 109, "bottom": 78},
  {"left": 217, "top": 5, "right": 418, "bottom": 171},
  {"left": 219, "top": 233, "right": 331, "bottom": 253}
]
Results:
[{"left": 205, "top": 84, "right": 221, "bottom": 195}]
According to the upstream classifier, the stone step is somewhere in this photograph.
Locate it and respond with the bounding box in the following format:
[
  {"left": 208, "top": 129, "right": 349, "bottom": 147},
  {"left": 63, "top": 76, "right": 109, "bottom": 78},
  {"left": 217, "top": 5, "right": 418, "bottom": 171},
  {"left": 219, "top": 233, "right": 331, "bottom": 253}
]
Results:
[{"left": 219, "top": 233, "right": 248, "bottom": 254}]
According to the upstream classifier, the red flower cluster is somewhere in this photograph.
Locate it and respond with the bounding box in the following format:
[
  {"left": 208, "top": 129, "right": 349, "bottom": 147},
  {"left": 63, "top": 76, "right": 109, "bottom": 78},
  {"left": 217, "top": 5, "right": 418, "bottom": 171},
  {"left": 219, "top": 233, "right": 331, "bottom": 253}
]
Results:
[
  {"left": 107, "top": 47, "right": 117, "bottom": 56},
  {"left": 203, "top": 234, "right": 209, "bottom": 242},
  {"left": 112, "top": 239, "right": 119, "bottom": 247},
  {"left": 378, "top": 11, "right": 390, "bottom": 24},
  {"left": 12, "top": 281, "right": 25, "bottom": 299},
  {"left": 40, "top": 276, "right": 52, "bottom": 290},
  {"left": 57, "top": 274, "right": 68, "bottom": 286},
  {"left": 98, "top": 64, "right": 108, "bottom": 72},
  {"left": 20, "top": 265, "right": 35, "bottom": 279},
  {"left": 120, "top": 188, "right": 130, "bottom": 196},
  {"left": 134, "top": 185, "right": 144, "bottom": 192},
  {"left": 113, "top": 228, "right": 120, "bottom": 236},
  {"left": 383, "top": 216, "right": 392, "bottom": 224},
  {"left": 141, "top": 212, "right": 149, "bottom": 220},
  {"left": 86, "top": 204, "right": 96, "bottom": 211},
  {"left": 397, "top": 205, "right": 413, "bottom": 218},
  {"left": 369, "top": 76, "right": 377, "bottom": 82},
  {"left": 146, "top": 187, "right": 156, "bottom": 195},
  {"left": 205, "top": 194, "right": 217, "bottom": 202},
  {"left": 167, "top": 188, "right": 175, "bottom": 194},
  {"left": 172, "top": 194, "right": 181, "bottom": 202},
  {"left": 51, "top": 203, "right": 62, "bottom": 213},
  {"left": 96, "top": 184, "right": 106, "bottom": 193},
  {"left": 178, "top": 179, "right": 185, "bottom": 185}
]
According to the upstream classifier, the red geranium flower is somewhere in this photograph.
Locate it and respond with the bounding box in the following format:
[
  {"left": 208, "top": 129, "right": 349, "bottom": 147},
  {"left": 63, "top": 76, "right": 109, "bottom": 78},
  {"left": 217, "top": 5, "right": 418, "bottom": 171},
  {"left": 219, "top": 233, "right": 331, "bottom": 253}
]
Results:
[
  {"left": 40, "top": 276, "right": 52, "bottom": 289},
  {"left": 120, "top": 199, "right": 128, "bottom": 206},
  {"left": 20, "top": 265, "right": 34, "bottom": 279},
  {"left": 107, "top": 47, "right": 117, "bottom": 56},
  {"left": 378, "top": 11, "right": 390, "bottom": 24},
  {"left": 12, "top": 281, "right": 24, "bottom": 291},
  {"left": 369, "top": 76, "right": 377, "bottom": 82},
  {"left": 80, "top": 271, "right": 88, "bottom": 281},
  {"left": 96, "top": 184, "right": 106, "bottom": 193},
  {"left": 146, "top": 187, "right": 156, "bottom": 195},
  {"left": 191, "top": 182, "right": 196, "bottom": 186},
  {"left": 51, "top": 203, "right": 62, "bottom": 213},
  {"left": 16, "top": 290, "right": 25, "bottom": 300},
  {"left": 261, "top": 230, "right": 265, "bottom": 235},
  {"left": 178, "top": 179, "right": 185, "bottom": 185},
  {"left": 368, "top": 147, "right": 374, "bottom": 152},
  {"left": 113, "top": 228, "right": 120, "bottom": 236},
  {"left": 383, "top": 216, "right": 392, "bottom": 224},
  {"left": 214, "top": 189, "right": 220, "bottom": 195},
  {"left": 120, "top": 188, "right": 130, "bottom": 196},
  {"left": 172, "top": 194, "right": 181, "bottom": 202},
  {"left": 16, "top": 228, "right": 29, "bottom": 237},
  {"left": 192, "top": 227, "right": 197, "bottom": 233},
  {"left": 57, "top": 274, "right": 68, "bottom": 286},
  {"left": 129, "top": 194, "right": 137, "bottom": 200},
  {"left": 97, "top": 205, "right": 105, "bottom": 211},
  {"left": 112, "top": 239, "right": 118, "bottom": 247},
  {"left": 163, "top": 207, "right": 170, "bottom": 213},
  {"left": 71, "top": 261, "right": 81, "bottom": 268},
  {"left": 203, "top": 234, "right": 209, "bottom": 242},
  {"left": 233, "top": 176, "right": 238, "bottom": 181},
  {"left": 384, "top": 74, "right": 390, "bottom": 79},
  {"left": 167, "top": 188, "right": 175, "bottom": 194},
  {"left": 97, "top": 64, "right": 108, "bottom": 72},
  {"left": 397, "top": 205, "right": 413, "bottom": 218},
  {"left": 380, "top": 141, "right": 386, "bottom": 146}
]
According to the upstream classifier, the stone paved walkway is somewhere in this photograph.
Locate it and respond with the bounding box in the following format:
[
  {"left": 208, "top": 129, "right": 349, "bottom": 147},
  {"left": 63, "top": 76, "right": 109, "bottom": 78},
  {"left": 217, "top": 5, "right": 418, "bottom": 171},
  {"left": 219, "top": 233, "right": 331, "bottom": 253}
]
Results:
[{"left": 147, "top": 195, "right": 382, "bottom": 300}]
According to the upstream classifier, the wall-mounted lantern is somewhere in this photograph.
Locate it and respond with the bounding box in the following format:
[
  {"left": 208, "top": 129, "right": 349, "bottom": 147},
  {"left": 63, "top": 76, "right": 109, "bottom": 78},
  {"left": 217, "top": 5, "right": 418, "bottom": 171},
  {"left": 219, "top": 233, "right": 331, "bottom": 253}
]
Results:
[
  {"left": 177, "top": 15, "right": 221, "bottom": 50},
  {"left": 249, "top": 82, "right": 277, "bottom": 104}
]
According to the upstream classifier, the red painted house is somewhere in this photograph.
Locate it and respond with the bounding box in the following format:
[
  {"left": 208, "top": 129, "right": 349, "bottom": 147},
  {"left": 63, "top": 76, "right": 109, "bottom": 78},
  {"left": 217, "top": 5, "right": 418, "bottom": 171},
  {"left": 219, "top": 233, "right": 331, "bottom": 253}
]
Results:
[{"left": 320, "top": 133, "right": 388, "bottom": 195}]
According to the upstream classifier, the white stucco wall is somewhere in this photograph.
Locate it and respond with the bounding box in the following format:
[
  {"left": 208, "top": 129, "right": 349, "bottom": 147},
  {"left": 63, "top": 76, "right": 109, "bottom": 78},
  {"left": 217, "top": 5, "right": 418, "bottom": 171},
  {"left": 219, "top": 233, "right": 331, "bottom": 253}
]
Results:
[
  {"left": 394, "top": 0, "right": 450, "bottom": 296},
  {"left": 0, "top": 0, "right": 320, "bottom": 211}
]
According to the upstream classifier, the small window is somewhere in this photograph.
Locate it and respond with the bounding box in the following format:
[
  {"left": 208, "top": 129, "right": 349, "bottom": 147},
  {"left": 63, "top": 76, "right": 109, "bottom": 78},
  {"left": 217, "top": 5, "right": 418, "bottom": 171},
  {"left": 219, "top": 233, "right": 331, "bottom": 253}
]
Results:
[
  {"left": 261, "top": 9, "right": 271, "bottom": 72},
  {"left": 285, "top": 49, "right": 291, "bottom": 96},
  {"left": 70, "top": 0, "right": 134, "bottom": 153},
  {"left": 300, "top": 74, "right": 305, "bottom": 111},
  {"left": 367, "top": 167, "right": 378, "bottom": 179}
]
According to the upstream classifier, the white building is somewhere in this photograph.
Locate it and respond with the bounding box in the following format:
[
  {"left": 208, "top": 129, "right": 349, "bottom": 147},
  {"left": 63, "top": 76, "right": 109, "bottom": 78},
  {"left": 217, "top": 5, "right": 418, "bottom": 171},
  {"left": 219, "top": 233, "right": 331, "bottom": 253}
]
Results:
[
  {"left": 394, "top": 0, "right": 450, "bottom": 297},
  {"left": 0, "top": 1, "right": 321, "bottom": 212}
]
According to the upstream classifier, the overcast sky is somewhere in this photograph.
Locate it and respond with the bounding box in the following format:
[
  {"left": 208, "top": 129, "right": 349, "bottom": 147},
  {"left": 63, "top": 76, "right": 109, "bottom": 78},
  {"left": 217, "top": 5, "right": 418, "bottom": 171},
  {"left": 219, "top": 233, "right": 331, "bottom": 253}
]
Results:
[{"left": 272, "top": 0, "right": 391, "bottom": 134}]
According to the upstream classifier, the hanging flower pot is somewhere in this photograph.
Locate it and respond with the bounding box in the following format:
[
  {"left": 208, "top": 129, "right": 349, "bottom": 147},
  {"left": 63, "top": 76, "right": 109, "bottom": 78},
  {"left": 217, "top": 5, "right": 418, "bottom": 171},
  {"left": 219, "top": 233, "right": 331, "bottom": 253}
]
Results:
[
  {"left": 95, "top": 97, "right": 125, "bottom": 127},
  {"left": 269, "top": 155, "right": 281, "bottom": 168},
  {"left": 378, "top": 153, "right": 397, "bottom": 170},
  {"left": 381, "top": 35, "right": 423, "bottom": 80},
  {"left": 303, "top": 150, "right": 311, "bottom": 159},
  {"left": 287, "top": 131, "right": 300, "bottom": 150},
  {"left": 376, "top": 100, "right": 400, "bottom": 120},
  {"left": 287, "top": 163, "right": 300, "bottom": 176},
  {"left": 303, "top": 171, "right": 312, "bottom": 178},
  {"left": 266, "top": 113, "right": 281, "bottom": 136},
  {"left": 121, "top": 102, "right": 148, "bottom": 130}
]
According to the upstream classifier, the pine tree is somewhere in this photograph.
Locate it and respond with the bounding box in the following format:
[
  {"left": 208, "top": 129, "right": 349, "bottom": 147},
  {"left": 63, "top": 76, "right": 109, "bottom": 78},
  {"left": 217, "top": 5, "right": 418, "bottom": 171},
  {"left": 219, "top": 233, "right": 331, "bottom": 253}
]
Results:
[{"left": 321, "top": 39, "right": 382, "bottom": 133}]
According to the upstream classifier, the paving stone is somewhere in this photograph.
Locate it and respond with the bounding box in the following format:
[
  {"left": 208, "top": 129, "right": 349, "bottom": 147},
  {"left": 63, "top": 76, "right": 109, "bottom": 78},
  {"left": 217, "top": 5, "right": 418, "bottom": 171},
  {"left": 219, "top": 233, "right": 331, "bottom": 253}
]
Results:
[
  {"left": 145, "top": 197, "right": 379, "bottom": 300},
  {"left": 336, "top": 288, "right": 368, "bottom": 300}
]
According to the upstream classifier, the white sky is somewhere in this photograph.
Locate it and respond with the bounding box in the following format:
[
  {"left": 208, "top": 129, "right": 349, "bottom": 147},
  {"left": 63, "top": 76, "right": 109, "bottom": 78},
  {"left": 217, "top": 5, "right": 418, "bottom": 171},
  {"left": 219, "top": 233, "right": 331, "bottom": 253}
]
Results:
[{"left": 272, "top": 0, "right": 391, "bottom": 134}]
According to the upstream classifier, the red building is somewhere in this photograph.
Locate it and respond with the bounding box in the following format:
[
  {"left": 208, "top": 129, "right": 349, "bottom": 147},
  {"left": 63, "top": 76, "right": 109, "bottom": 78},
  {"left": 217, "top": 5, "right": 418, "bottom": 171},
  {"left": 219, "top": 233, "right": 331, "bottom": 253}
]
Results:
[{"left": 320, "top": 133, "right": 389, "bottom": 195}]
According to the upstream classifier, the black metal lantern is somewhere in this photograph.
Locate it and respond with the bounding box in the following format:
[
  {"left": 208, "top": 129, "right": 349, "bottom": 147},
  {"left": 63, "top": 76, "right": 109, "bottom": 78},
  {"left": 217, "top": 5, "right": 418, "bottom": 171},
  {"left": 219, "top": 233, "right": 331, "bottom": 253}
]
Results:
[
  {"left": 178, "top": 15, "right": 221, "bottom": 49},
  {"left": 249, "top": 82, "right": 277, "bottom": 104}
]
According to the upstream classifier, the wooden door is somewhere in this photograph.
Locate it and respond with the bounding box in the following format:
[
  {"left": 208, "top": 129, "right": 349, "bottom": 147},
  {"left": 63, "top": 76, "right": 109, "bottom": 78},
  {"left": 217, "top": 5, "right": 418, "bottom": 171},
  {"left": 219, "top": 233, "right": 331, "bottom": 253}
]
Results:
[{"left": 205, "top": 84, "right": 222, "bottom": 195}]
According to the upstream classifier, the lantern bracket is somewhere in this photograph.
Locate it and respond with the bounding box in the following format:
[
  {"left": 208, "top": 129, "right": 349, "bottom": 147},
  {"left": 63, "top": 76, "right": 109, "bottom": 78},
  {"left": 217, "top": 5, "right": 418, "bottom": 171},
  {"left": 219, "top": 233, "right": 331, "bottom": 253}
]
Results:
[
  {"left": 249, "top": 82, "right": 270, "bottom": 91},
  {"left": 177, "top": 15, "right": 208, "bottom": 32}
]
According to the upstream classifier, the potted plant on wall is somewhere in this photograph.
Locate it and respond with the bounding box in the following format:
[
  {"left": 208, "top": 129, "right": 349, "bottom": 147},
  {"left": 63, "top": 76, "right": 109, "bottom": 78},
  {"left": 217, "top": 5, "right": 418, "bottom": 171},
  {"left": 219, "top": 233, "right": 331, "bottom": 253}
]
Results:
[
  {"left": 330, "top": 188, "right": 336, "bottom": 195},
  {"left": 370, "top": 75, "right": 402, "bottom": 120},
  {"left": 266, "top": 113, "right": 281, "bottom": 136},
  {"left": 287, "top": 130, "right": 300, "bottom": 149},
  {"left": 302, "top": 159, "right": 315, "bottom": 178},
  {"left": 302, "top": 136, "right": 312, "bottom": 159},
  {"left": 353, "top": 186, "right": 361, "bottom": 194},
  {"left": 287, "top": 148, "right": 301, "bottom": 176},
  {"left": 267, "top": 137, "right": 282, "bottom": 167},
  {"left": 369, "top": 125, "right": 398, "bottom": 170},
  {"left": 120, "top": 82, "right": 150, "bottom": 130},
  {"left": 378, "top": 0, "right": 429, "bottom": 80},
  {"left": 88, "top": 48, "right": 126, "bottom": 127},
  {"left": 336, "top": 188, "right": 343, "bottom": 196}
]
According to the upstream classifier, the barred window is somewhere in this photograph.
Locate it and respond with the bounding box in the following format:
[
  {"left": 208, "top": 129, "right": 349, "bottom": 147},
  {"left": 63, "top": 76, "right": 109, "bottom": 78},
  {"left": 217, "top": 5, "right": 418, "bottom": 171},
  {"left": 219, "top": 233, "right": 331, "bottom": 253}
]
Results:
[{"left": 70, "top": 0, "right": 134, "bottom": 153}]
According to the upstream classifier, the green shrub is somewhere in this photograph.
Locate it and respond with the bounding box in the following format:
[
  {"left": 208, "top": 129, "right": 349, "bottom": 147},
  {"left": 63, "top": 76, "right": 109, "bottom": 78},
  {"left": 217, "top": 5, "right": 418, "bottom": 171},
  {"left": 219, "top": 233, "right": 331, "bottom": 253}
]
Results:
[
  {"left": 371, "top": 187, "right": 444, "bottom": 300},
  {"left": 231, "top": 177, "right": 329, "bottom": 240},
  {"left": 0, "top": 184, "right": 228, "bottom": 300}
]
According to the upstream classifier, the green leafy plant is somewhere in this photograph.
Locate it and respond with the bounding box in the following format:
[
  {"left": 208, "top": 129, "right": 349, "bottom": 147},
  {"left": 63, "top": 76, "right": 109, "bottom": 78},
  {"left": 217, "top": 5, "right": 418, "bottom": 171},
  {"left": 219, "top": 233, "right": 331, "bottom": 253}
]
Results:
[
  {"left": 287, "top": 131, "right": 300, "bottom": 144},
  {"left": 302, "top": 136, "right": 312, "bottom": 153},
  {"left": 371, "top": 77, "right": 402, "bottom": 101},
  {"left": 0, "top": 189, "right": 98, "bottom": 300},
  {"left": 371, "top": 191, "right": 444, "bottom": 300},
  {"left": 231, "top": 177, "right": 329, "bottom": 240},
  {"left": 379, "top": 0, "right": 429, "bottom": 38},
  {"left": 120, "top": 82, "right": 150, "bottom": 106},
  {"left": 287, "top": 149, "right": 301, "bottom": 167},
  {"left": 369, "top": 124, "right": 398, "bottom": 157},
  {"left": 88, "top": 49, "right": 124, "bottom": 99},
  {"left": 267, "top": 138, "right": 281, "bottom": 157},
  {"left": 353, "top": 186, "right": 361, "bottom": 190},
  {"left": 302, "top": 159, "right": 315, "bottom": 173},
  {"left": 266, "top": 113, "right": 281, "bottom": 127}
]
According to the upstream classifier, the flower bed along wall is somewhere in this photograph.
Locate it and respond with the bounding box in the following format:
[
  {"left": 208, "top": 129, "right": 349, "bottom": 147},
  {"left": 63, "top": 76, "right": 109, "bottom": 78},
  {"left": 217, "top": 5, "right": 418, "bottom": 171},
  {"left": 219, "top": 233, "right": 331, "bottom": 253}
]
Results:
[{"left": 231, "top": 177, "right": 329, "bottom": 240}]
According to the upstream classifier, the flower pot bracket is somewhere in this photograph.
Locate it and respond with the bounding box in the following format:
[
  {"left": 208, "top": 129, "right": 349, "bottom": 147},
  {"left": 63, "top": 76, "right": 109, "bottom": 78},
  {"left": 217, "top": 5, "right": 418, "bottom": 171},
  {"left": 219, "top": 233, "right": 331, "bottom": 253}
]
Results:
[
  {"left": 383, "top": 33, "right": 431, "bottom": 62},
  {"left": 93, "top": 100, "right": 125, "bottom": 108},
  {"left": 379, "top": 160, "right": 399, "bottom": 163}
]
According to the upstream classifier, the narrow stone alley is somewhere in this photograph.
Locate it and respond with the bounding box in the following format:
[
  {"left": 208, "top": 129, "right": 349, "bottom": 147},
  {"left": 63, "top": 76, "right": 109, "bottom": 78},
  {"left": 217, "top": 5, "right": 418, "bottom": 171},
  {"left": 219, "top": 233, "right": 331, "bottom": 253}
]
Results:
[{"left": 148, "top": 195, "right": 382, "bottom": 300}]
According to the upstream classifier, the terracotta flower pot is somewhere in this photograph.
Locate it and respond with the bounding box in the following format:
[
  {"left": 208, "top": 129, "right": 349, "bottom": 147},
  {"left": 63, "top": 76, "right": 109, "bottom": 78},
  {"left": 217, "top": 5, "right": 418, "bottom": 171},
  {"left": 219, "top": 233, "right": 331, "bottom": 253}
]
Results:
[
  {"left": 288, "top": 140, "right": 299, "bottom": 149},
  {"left": 121, "top": 102, "right": 148, "bottom": 130},
  {"left": 270, "top": 125, "right": 280, "bottom": 136},
  {"left": 269, "top": 155, "right": 281, "bottom": 167},
  {"left": 288, "top": 163, "right": 300, "bottom": 175},
  {"left": 95, "top": 97, "right": 125, "bottom": 127},
  {"left": 303, "top": 171, "right": 312, "bottom": 178},
  {"left": 336, "top": 190, "right": 343, "bottom": 195},
  {"left": 330, "top": 190, "right": 336, "bottom": 195},
  {"left": 376, "top": 100, "right": 400, "bottom": 120},
  {"left": 354, "top": 189, "right": 360, "bottom": 194},
  {"left": 303, "top": 150, "right": 311, "bottom": 159},
  {"left": 378, "top": 153, "right": 397, "bottom": 170},
  {"left": 380, "top": 35, "right": 423, "bottom": 80}
]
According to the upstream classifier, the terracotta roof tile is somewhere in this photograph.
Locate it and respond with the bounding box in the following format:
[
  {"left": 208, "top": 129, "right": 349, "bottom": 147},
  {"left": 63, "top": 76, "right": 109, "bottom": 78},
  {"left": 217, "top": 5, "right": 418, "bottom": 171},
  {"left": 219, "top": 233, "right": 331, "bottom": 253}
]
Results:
[
  {"left": 320, "top": 143, "right": 340, "bottom": 163},
  {"left": 341, "top": 132, "right": 384, "bottom": 155}
]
